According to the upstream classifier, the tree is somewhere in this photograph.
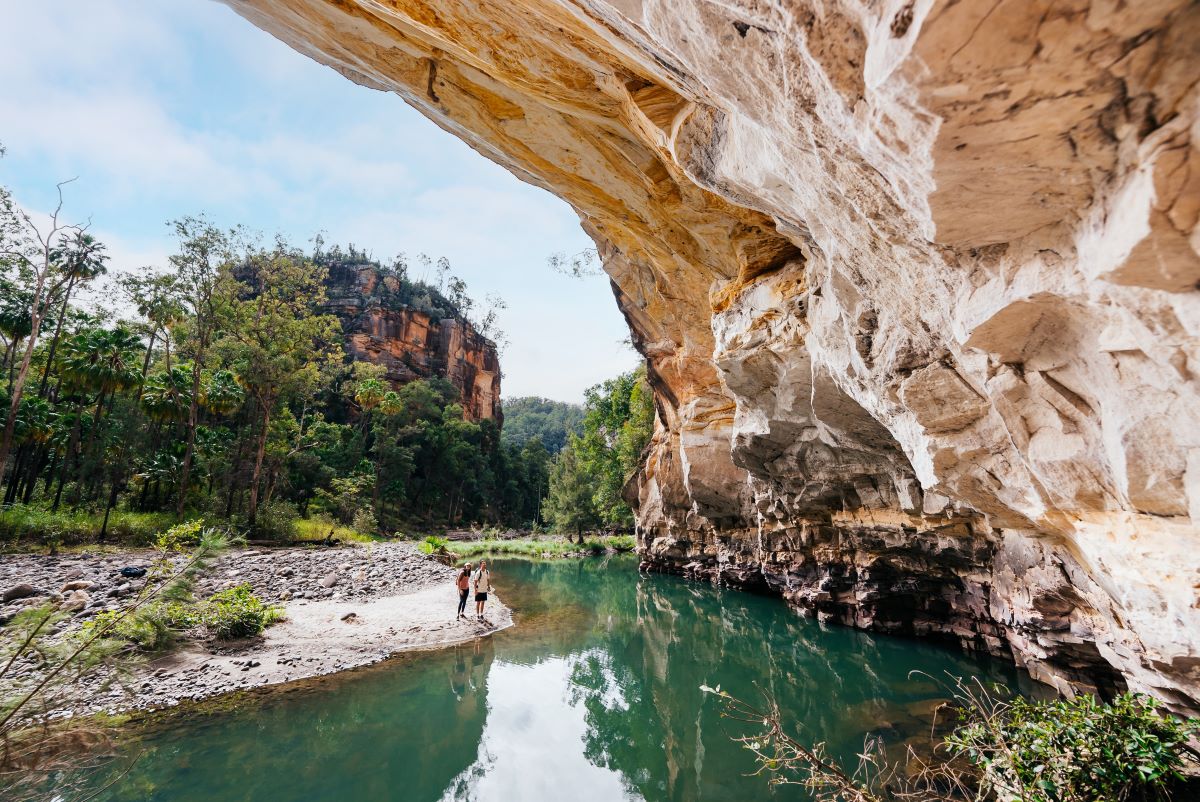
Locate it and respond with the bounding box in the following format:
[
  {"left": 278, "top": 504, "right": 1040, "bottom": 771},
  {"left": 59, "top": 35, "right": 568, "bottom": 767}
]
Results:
[
  {"left": 0, "top": 181, "right": 97, "bottom": 482},
  {"left": 36, "top": 232, "right": 108, "bottom": 397},
  {"left": 118, "top": 271, "right": 183, "bottom": 394},
  {"left": 542, "top": 441, "right": 601, "bottom": 542},
  {"left": 500, "top": 396, "right": 583, "bottom": 453},
  {"left": 167, "top": 217, "right": 240, "bottom": 517},
  {"left": 214, "top": 240, "right": 340, "bottom": 525},
  {"left": 571, "top": 366, "right": 655, "bottom": 527}
]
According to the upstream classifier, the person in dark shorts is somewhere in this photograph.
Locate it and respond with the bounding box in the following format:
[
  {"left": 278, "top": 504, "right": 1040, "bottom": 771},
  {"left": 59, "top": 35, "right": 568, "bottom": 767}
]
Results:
[
  {"left": 456, "top": 563, "right": 472, "bottom": 619},
  {"left": 471, "top": 560, "right": 492, "bottom": 620}
]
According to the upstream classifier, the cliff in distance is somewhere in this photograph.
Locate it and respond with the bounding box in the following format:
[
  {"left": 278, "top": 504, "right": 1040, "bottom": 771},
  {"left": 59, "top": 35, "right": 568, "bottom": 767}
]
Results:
[
  {"left": 222, "top": 1, "right": 1200, "bottom": 712},
  {"left": 321, "top": 259, "right": 501, "bottom": 422}
]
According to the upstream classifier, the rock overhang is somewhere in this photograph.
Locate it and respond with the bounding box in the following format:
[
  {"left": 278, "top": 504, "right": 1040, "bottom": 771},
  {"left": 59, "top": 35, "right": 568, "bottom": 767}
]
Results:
[{"left": 219, "top": 0, "right": 1200, "bottom": 711}]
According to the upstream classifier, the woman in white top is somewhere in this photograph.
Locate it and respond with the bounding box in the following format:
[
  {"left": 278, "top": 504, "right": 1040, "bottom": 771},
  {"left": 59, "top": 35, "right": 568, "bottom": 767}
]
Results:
[{"left": 471, "top": 560, "right": 492, "bottom": 620}]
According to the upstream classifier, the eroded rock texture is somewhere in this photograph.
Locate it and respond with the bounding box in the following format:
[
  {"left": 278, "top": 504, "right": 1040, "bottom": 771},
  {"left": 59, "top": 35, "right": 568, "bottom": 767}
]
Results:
[
  {"left": 222, "top": 0, "right": 1200, "bottom": 710},
  {"left": 323, "top": 260, "right": 501, "bottom": 421}
]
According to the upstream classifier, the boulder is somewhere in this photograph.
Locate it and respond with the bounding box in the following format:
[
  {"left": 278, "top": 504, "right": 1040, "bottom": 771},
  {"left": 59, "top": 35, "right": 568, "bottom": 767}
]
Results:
[
  {"left": 2, "top": 584, "right": 40, "bottom": 603},
  {"left": 60, "top": 590, "right": 91, "bottom": 613}
]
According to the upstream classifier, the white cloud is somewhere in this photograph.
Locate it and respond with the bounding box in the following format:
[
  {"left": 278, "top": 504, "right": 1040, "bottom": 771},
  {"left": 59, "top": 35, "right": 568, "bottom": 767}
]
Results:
[{"left": 0, "top": 0, "right": 632, "bottom": 402}]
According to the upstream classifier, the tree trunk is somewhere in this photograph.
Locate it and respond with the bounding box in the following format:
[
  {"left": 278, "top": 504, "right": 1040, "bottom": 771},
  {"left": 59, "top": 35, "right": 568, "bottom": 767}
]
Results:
[
  {"left": 176, "top": 356, "right": 203, "bottom": 518},
  {"left": 51, "top": 403, "right": 84, "bottom": 513},
  {"left": 3, "top": 445, "right": 27, "bottom": 505},
  {"left": 0, "top": 274, "right": 49, "bottom": 482},
  {"left": 99, "top": 476, "right": 121, "bottom": 541},
  {"left": 247, "top": 402, "right": 272, "bottom": 525},
  {"left": 36, "top": 278, "right": 75, "bottom": 398},
  {"left": 20, "top": 446, "right": 46, "bottom": 504}
]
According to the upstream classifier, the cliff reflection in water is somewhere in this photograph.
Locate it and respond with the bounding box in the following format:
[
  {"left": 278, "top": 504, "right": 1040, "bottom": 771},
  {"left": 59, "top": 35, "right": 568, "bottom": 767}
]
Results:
[{"left": 97, "top": 556, "right": 1024, "bottom": 802}]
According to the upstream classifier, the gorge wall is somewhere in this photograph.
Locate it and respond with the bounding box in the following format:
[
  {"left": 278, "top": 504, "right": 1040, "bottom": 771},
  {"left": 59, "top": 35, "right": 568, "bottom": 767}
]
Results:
[
  {"left": 322, "top": 260, "right": 501, "bottom": 421},
  {"left": 222, "top": 0, "right": 1200, "bottom": 711}
]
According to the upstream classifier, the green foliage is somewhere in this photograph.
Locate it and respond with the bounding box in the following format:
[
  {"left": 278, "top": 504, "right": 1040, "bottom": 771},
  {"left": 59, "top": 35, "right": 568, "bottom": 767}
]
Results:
[
  {"left": 254, "top": 499, "right": 300, "bottom": 541},
  {"left": 154, "top": 518, "right": 206, "bottom": 552},
  {"left": 351, "top": 506, "right": 378, "bottom": 536},
  {"left": 200, "top": 584, "right": 284, "bottom": 640},
  {"left": 946, "top": 691, "right": 1199, "bottom": 802},
  {"left": 292, "top": 515, "right": 375, "bottom": 544},
  {"left": 500, "top": 396, "right": 583, "bottom": 453},
  {"left": 83, "top": 602, "right": 198, "bottom": 652},
  {"left": 419, "top": 534, "right": 449, "bottom": 554},
  {"left": 711, "top": 679, "right": 1200, "bottom": 802},
  {"left": 445, "top": 534, "right": 634, "bottom": 559},
  {"left": 542, "top": 442, "right": 601, "bottom": 538},
  {"left": 140, "top": 365, "right": 192, "bottom": 422},
  {"left": 0, "top": 505, "right": 173, "bottom": 547},
  {"left": 543, "top": 366, "right": 654, "bottom": 533}
]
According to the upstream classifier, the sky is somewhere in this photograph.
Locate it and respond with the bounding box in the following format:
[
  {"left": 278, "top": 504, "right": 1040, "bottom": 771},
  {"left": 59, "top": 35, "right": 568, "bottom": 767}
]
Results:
[{"left": 0, "top": 0, "right": 636, "bottom": 402}]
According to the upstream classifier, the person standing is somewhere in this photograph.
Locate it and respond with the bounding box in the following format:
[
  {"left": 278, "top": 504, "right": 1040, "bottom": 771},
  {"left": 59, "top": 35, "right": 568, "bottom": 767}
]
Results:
[
  {"left": 456, "top": 563, "right": 472, "bottom": 619},
  {"left": 472, "top": 560, "right": 492, "bottom": 620}
]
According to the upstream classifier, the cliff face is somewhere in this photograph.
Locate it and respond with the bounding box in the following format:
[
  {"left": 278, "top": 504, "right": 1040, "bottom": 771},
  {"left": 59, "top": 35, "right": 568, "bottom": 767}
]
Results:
[
  {"left": 223, "top": 1, "right": 1200, "bottom": 710},
  {"left": 322, "top": 261, "right": 501, "bottom": 421}
]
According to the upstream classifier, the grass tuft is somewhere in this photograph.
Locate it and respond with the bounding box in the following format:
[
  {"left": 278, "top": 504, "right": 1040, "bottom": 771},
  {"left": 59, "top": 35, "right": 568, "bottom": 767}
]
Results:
[{"left": 292, "top": 515, "right": 381, "bottom": 544}]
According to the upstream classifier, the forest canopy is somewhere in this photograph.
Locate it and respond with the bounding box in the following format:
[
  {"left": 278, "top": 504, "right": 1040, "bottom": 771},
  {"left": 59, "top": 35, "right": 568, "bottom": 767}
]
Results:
[
  {"left": 0, "top": 196, "right": 546, "bottom": 541},
  {"left": 499, "top": 397, "right": 583, "bottom": 454},
  {"left": 0, "top": 172, "right": 653, "bottom": 543}
]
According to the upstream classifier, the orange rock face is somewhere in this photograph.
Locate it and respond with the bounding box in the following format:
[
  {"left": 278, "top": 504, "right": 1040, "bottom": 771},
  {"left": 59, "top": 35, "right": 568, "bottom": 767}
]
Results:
[
  {"left": 222, "top": 0, "right": 1199, "bottom": 710},
  {"left": 323, "top": 261, "right": 501, "bottom": 422}
]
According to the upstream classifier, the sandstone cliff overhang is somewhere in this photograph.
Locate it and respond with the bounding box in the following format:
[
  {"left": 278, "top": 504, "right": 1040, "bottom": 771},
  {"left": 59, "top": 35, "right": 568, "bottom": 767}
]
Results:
[{"left": 220, "top": 0, "right": 1200, "bottom": 712}]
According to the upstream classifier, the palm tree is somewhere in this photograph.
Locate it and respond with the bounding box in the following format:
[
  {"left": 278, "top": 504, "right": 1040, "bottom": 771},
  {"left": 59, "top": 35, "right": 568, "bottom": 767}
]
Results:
[
  {"left": 140, "top": 365, "right": 192, "bottom": 423},
  {"left": 199, "top": 369, "right": 244, "bottom": 416},
  {"left": 56, "top": 327, "right": 143, "bottom": 506},
  {"left": 59, "top": 327, "right": 144, "bottom": 403},
  {"left": 355, "top": 377, "right": 387, "bottom": 415},
  {"left": 37, "top": 232, "right": 108, "bottom": 397},
  {"left": 0, "top": 284, "right": 33, "bottom": 393},
  {"left": 379, "top": 390, "right": 403, "bottom": 418},
  {"left": 1, "top": 396, "right": 54, "bottom": 504}
]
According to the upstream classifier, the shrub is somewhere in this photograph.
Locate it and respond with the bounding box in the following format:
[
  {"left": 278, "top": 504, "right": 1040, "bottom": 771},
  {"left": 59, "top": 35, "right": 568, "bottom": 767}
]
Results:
[
  {"left": 708, "top": 681, "right": 1200, "bottom": 802},
  {"left": 254, "top": 499, "right": 299, "bottom": 541},
  {"left": 83, "top": 603, "right": 199, "bottom": 652},
  {"left": 946, "top": 691, "right": 1200, "bottom": 802},
  {"left": 419, "top": 534, "right": 449, "bottom": 555},
  {"left": 351, "top": 506, "right": 378, "bottom": 537},
  {"left": 0, "top": 505, "right": 173, "bottom": 547},
  {"left": 97, "top": 510, "right": 175, "bottom": 546},
  {"left": 155, "top": 519, "right": 206, "bottom": 552},
  {"left": 201, "top": 584, "right": 284, "bottom": 640}
]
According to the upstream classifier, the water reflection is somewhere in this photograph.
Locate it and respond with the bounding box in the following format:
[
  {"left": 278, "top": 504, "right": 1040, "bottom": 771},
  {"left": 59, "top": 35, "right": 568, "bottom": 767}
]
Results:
[
  {"left": 440, "top": 656, "right": 640, "bottom": 801},
  {"left": 92, "top": 556, "right": 1024, "bottom": 802}
]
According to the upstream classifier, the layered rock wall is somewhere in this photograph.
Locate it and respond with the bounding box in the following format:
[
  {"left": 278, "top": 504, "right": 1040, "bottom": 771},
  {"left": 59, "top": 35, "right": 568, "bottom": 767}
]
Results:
[
  {"left": 223, "top": 0, "right": 1200, "bottom": 710},
  {"left": 322, "top": 261, "right": 501, "bottom": 421}
]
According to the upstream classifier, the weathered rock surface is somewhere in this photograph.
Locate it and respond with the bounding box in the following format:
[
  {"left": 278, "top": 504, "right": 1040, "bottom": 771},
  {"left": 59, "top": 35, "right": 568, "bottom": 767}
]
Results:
[
  {"left": 323, "top": 258, "right": 501, "bottom": 421},
  {"left": 222, "top": 1, "right": 1200, "bottom": 710}
]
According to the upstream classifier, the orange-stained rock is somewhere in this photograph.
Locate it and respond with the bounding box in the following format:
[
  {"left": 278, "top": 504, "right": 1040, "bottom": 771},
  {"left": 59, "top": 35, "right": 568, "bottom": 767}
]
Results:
[
  {"left": 323, "top": 260, "right": 500, "bottom": 422},
  {"left": 221, "top": 0, "right": 1200, "bottom": 710}
]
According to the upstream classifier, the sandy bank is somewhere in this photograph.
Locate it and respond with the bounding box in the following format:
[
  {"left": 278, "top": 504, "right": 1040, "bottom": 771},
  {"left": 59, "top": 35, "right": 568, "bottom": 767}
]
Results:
[{"left": 1, "top": 542, "right": 511, "bottom": 712}]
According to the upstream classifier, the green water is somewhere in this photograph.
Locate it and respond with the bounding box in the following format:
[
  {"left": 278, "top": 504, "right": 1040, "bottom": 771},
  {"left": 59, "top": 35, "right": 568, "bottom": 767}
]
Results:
[{"left": 93, "top": 556, "right": 1027, "bottom": 801}]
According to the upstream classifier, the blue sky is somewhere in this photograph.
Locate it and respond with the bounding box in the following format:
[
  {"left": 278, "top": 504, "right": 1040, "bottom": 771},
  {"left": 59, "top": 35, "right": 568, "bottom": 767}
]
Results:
[{"left": 0, "top": 0, "right": 635, "bottom": 402}]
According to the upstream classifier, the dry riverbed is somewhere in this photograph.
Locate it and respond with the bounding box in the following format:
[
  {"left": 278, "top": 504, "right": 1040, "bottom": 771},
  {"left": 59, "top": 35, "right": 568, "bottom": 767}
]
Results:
[{"left": 0, "top": 542, "right": 511, "bottom": 712}]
